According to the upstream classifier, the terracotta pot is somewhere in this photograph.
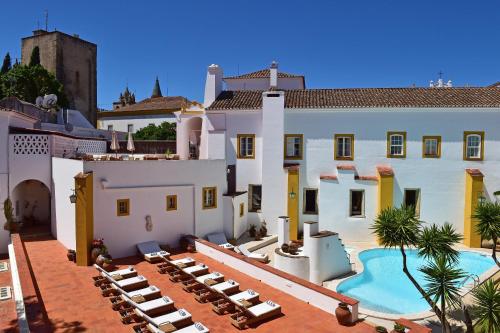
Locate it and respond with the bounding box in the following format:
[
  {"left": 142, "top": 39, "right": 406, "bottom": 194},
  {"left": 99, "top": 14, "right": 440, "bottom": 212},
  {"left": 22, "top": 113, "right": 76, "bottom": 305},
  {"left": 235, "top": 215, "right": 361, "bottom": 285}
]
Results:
[
  {"left": 335, "top": 302, "right": 351, "bottom": 326},
  {"left": 91, "top": 247, "right": 101, "bottom": 263},
  {"left": 67, "top": 250, "right": 76, "bottom": 262}
]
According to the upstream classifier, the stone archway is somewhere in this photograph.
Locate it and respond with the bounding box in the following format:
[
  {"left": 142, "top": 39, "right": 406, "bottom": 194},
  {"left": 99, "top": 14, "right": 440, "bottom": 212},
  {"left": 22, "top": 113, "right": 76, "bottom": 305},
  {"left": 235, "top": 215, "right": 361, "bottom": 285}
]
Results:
[{"left": 11, "top": 179, "right": 51, "bottom": 227}]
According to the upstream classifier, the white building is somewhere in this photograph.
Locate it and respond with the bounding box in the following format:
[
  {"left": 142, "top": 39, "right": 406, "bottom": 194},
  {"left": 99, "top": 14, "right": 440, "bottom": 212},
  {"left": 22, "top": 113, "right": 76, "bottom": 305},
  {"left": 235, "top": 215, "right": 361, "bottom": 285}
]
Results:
[{"left": 177, "top": 62, "right": 500, "bottom": 249}]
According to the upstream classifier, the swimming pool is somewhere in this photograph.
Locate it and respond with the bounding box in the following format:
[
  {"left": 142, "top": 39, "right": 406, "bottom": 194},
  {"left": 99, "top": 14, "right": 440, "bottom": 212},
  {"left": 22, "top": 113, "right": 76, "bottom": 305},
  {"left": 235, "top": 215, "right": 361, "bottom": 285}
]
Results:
[{"left": 336, "top": 248, "right": 495, "bottom": 315}]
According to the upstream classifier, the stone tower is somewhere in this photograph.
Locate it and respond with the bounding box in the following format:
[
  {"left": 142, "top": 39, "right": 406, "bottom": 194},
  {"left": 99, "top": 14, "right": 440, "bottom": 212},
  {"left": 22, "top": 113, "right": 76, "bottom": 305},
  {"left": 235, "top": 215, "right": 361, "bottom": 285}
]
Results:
[{"left": 21, "top": 30, "right": 97, "bottom": 125}]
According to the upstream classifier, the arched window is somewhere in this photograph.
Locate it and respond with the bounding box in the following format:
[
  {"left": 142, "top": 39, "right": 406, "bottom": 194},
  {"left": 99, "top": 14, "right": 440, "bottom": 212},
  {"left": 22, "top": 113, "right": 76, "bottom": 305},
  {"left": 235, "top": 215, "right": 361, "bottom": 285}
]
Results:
[{"left": 464, "top": 132, "right": 484, "bottom": 160}]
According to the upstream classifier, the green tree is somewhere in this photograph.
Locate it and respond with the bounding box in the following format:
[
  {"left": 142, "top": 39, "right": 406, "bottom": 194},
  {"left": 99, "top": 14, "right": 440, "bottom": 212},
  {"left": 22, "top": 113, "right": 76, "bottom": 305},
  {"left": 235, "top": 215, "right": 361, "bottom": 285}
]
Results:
[
  {"left": 0, "top": 64, "right": 68, "bottom": 108},
  {"left": 29, "top": 46, "right": 40, "bottom": 66},
  {"left": 133, "top": 122, "right": 176, "bottom": 141},
  {"left": 371, "top": 205, "right": 458, "bottom": 332},
  {"left": 1, "top": 52, "right": 11, "bottom": 74},
  {"left": 419, "top": 255, "right": 467, "bottom": 333},
  {"left": 471, "top": 280, "right": 500, "bottom": 333},
  {"left": 473, "top": 201, "right": 500, "bottom": 267}
]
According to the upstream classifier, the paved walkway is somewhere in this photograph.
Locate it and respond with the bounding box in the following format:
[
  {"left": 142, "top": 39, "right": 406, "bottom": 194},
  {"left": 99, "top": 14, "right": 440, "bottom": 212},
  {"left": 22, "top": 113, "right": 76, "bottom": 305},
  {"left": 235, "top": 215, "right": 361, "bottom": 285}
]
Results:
[{"left": 21, "top": 237, "right": 376, "bottom": 333}]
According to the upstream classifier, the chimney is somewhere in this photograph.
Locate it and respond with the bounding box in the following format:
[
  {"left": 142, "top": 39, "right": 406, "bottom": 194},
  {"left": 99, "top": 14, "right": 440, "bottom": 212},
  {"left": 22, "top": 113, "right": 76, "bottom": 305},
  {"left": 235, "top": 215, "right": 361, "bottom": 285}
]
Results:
[
  {"left": 204, "top": 64, "right": 223, "bottom": 107},
  {"left": 270, "top": 61, "right": 278, "bottom": 89}
]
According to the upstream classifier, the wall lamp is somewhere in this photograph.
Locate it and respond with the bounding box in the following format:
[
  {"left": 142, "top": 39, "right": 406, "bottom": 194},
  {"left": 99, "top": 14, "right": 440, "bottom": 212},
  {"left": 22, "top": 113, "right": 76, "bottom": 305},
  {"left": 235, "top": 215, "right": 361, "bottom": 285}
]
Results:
[
  {"left": 289, "top": 187, "right": 296, "bottom": 200},
  {"left": 69, "top": 189, "right": 77, "bottom": 204}
]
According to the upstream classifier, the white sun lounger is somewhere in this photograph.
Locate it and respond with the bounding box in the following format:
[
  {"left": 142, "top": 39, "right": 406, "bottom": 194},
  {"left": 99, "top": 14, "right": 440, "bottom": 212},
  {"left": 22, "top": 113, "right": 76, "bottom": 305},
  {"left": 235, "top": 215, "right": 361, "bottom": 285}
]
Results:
[
  {"left": 146, "top": 322, "right": 210, "bottom": 333},
  {"left": 247, "top": 300, "right": 281, "bottom": 317},
  {"left": 195, "top": 272, "right": 224, "bottom": 285},
  {"left": 228, "top": 289, "right": 260, "bottom": 307},
  {"left": 123, "top": 285, "right": 161, "bottom": 301},
  {"left": 137, "top": 308, "right": 192, "bottom": 326},
  {"left": 182, "top": 264, "right": 209, "bottom": 275},
  {"left": 206, "top": 232, "right": 235, "bottom": 251},
  {"left": 171, "top": 257, "right": 195, "bottom": 267},
  {"left": 211, "top": 280, "right": 240, "bottom": 294},
  {"left": 237, "top": 245, "right": 269, "bottom": 263},
  {"left": 110, "top": 266, "right": 137, "bottom": 278},
  {"left": 230, "top": 300, "right": 281, "bottom": 329},
  {"left": 137, "top": 241, "right": 170, "bottom": 263},
  {"left": 122, "top": 295, "right": 174, "bottom": 313}
]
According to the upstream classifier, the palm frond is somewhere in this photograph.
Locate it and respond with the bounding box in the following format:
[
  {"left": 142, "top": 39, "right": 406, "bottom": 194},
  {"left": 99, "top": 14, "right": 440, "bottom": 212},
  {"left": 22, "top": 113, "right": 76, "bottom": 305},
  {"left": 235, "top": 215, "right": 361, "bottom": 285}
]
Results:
[{"left": 471, "top": 280, "right": 500, "bottom": 333}]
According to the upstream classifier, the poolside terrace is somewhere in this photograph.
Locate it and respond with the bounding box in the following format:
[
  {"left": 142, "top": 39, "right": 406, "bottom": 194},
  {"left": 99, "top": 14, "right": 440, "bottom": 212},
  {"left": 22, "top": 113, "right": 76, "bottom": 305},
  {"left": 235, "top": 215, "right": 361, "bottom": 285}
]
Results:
[{"left": 5, "top": 235, "right": 378, "bottom": 332}]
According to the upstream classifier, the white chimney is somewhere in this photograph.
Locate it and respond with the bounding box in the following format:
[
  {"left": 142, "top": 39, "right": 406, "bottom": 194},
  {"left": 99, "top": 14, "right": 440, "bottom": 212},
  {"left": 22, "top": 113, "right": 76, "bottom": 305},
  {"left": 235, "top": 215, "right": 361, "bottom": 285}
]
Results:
[
  {"left": 269, "top": 61, "right": 278, "bottom": 89},
  {"left": 204, "top": 64, "right": 223, "bottom": 107}
]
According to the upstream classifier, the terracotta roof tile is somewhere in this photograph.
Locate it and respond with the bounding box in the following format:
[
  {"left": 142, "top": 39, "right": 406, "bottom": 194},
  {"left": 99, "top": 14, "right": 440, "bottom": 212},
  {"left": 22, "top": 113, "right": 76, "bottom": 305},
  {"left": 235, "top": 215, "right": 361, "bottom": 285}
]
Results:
[
  {"left": 110, "top": 96, "right": 189, "bottom": 112},
  {"left": 207, "top": 87, "right": 500, "bottom": 110},
  {"left": 320, "top": 174, "right": 338, "bottom": 180},
  {"left": 466, "top": 168, "right": 484, "bottom": 177},
  {"left": 377, "top": 165, "right": 394, "bottom": 176},
  {"left": 224, "top": 69, "right": 303, "bottom": 80},
  {"left": 355, "top": 175, "right": 378, "bottom": 181}
]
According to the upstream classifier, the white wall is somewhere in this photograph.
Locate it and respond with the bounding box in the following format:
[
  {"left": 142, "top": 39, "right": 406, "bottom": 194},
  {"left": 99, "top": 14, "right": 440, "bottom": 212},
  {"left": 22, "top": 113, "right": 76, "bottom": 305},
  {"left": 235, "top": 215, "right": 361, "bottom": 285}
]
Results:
[
  {"left": 84, "top": 159, "right": 227, "bottom": 258},
  {"left": 51, "top": 157, "right": 84, "bottom": 249},
  {"left": 99, "top": 114, "right": 176, "bottom": 133},
  {"left": 231, "top": 192, "right": 248, "bottom": 239},
  {"left": 284, "top": 108, "right": 500, "bottom": 242},
  {"left": 0, "top": 174, "right": 9, "bottom": 253}
]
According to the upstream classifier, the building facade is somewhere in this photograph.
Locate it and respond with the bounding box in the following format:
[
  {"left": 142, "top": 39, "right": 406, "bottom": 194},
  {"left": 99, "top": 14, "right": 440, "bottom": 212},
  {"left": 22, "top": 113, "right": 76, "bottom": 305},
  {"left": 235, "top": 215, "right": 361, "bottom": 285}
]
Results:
[
  {"left": 177, "top": 63, "right": 500, "bottom": 247},
  {"left": 21, "top": 30, "right": 97, "bottom": 125}
]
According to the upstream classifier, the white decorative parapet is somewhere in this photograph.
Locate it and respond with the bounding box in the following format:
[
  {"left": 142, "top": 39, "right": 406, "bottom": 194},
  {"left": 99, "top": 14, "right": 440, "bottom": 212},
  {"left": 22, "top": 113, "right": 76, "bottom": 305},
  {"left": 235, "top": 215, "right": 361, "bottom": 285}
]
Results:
[
  {"left": 77, "top": 139, "right": 106, "bottom": 154},
  {"left": 12, "top": 134, "right": 50, "bottom": 155}
]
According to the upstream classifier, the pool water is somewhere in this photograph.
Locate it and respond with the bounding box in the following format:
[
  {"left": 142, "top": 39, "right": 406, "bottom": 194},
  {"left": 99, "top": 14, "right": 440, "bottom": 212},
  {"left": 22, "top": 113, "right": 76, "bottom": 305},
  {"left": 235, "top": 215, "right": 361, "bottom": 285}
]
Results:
[{"left": 337, "top": 248, "right": 495, "bottom": 314}]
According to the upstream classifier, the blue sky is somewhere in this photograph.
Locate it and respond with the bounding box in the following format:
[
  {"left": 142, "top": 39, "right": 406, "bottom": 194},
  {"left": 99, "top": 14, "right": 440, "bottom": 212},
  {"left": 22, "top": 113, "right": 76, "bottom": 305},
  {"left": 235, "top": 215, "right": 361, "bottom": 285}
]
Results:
[{"left": 1, "top": 1, "right": 499, "bottom": 109}]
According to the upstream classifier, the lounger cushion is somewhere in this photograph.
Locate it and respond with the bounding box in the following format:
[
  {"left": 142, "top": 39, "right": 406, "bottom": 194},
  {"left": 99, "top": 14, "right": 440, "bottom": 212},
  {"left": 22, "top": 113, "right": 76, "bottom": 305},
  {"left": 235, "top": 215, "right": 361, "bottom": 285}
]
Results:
[
  {"left": 125, "top": 286, "right": 159, "bottom": 299},
  {"left": 206, "top": 232, "right": 231, "bottom": 246},
  {"left": 116, "top": 275, "right": 146, "bottom": 287},
  {"left": 229, "top": 289, "right": 259, "bottom": 306},
  {"left": 183, "top": 264, "right": 207, "bottom": 274},
  {"left": 248, "top": 300, "right": 281, "bottom": 317},
  {"left": 151, "top": 309, "right": 191, "bottom": 325},
  {"left": 195, "top": 272, "right": 223, "bottom": 284},
  {"left": 211, "top": 280, "right": 239, "bottom": 293},
  {"left": 171, "top": 257, "right": 195, "bottom": 266},
  {"left": 138, "top": 296, "right": 173, "bottom": 312},
  {"left": 137, "top": 241, "right": 162, "bottom": 255}
]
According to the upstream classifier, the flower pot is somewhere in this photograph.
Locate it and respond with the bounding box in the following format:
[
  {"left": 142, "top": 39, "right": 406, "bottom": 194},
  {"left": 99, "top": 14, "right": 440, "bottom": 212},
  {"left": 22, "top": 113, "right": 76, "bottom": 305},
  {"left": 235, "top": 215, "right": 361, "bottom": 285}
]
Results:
[
  {"left": 335, "top": 302, "right": 351, "bottom": 326},
  {"left": 91, "top": 247, "right": 102, "bottom": 263},
  {"left": 67, "top": 250, "right": 76, "bottom": 262},
  {"left": 375, "top": 326, "right": 388, "bottom": 333}
]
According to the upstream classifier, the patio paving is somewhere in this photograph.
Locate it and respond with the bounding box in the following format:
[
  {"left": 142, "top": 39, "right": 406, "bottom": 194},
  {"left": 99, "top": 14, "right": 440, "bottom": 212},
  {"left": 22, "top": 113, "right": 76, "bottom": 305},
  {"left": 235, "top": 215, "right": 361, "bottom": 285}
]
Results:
[{"left": 18, "top": 236, "right": 376, "bottom": 333}]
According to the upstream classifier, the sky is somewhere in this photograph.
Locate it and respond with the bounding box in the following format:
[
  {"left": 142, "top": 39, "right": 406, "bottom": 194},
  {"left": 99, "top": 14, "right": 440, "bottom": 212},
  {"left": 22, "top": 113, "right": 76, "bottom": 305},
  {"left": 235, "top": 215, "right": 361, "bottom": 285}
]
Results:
[{"left": 1, "top": 0, "right": 499, "bottom": 109}]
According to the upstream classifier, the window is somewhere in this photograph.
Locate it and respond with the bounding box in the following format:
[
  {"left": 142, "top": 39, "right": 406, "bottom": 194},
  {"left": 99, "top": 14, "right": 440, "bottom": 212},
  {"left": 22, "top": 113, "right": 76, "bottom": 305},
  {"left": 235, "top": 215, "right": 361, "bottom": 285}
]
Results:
[
  {"left": 422, "top": 136, "right": 441, "bottom": 158},
  {"left": 248, "top": 185, "right": 262, "bottom": 212},
  {"left": 127, "top": 124, "right": 134, "bottom": 133},
  {"left": 303, "top": 188, "right": 318, "bottom": 214},
  {"left": 107, "top": 125, "right": 113, "bottom": 131},
  {"left": 202, "top": 187, "right": 217, "bottom": 209},
  {"left": 463, "top": 131, "right": 484, "bottom": 160},
  {"left": 166, "top": 195, "right": 177, "bottom": 211},
  {"left": 349, "top": 190, "right": 364, "bottom": 217},
  {"left": 404, "top": 189, "right": 421, "bottom": 216},
  {"left": 117, "top": 199, "right": 130, "bottom": 216},
  {"left": 334, "top": 134, "right": 354, "bottom": 160},
  {"left": 239, "top": 203, "right": 245, "bottom": 217},
  {"left": 284, "top": 134, "right": 303, "bottom": 159},
  {"left": 237, "top": 134, "right": 255, "bottom": 159},
  {"left": 387, "top": 132, "right": 406, "bottom": 158}
]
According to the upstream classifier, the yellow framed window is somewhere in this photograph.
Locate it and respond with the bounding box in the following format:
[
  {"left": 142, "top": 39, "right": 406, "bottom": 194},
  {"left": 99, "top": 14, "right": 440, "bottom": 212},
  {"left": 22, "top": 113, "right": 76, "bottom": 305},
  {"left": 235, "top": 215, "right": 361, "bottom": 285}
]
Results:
[
  {"left": 334, "top": 134, "right": 354, "bottom": 160},
  {"left": 202, "top": 187, "right": 217, "bottom": 209},
  {"left": 237, "top": 134, "right": 255, "bottom": 159},
  {"left": 117, "top": 199, "right": 130, "bottom": 216},
  {"left": 463, "top": 131, "right": 484, "bottom": 161},
  {"left": 422, "top": 136, "right": 441, "bottom": 158},
  {"left": 166, "top": 195, "right": 177, "bottom": 211},
  {"left": 387, "top": 132, "right": 407, "bottom": 158},
  {"left": 284, "top": 134, "right": 303, "bottom": 159},
  {"left": 239, "top": 202, "right": 245, "bottom": 217}
]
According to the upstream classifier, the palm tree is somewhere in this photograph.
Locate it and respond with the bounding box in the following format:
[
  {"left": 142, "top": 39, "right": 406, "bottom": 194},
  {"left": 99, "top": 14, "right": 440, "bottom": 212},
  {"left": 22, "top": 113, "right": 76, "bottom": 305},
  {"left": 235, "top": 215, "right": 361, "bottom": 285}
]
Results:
[
  {"left": 471, "top": 280, "right": 500, "bottom": 333},
  {"left": 473, "top": 202, "right": 500, "bottom": 267},
  {"left": 371, "top": 205, "right": 455, "bottom": 331},
  {"left": 419, "top": 255, "right": 467, "bottom": 333}
]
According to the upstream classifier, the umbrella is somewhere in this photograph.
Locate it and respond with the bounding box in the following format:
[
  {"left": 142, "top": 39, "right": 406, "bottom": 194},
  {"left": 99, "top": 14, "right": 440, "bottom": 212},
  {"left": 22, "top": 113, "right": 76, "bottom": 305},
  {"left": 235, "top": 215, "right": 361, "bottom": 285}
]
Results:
[
  {"left": 127, "top": 131, "right": 135, "bottom": 155},
  {"left": 110, "top": 131, "right": 120, "bottom": 157}
]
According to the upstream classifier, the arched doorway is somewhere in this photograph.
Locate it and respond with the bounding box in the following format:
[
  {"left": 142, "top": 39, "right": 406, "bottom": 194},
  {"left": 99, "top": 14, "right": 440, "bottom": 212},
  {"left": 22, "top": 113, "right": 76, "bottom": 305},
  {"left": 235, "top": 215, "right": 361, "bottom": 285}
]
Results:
[{"left": 11, "top": 180, "right": 51, "bottom": 231}]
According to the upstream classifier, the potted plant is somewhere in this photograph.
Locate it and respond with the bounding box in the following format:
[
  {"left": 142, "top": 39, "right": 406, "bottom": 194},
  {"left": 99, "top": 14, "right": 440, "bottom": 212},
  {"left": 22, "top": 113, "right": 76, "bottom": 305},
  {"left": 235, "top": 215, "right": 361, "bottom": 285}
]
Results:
[
  {"left": 259, "top": 221, "right": 267, "bottom": 237},
  {"left": 392, "top": 323, "right": 405, "bottom": 333},
  {"left": 165, "top": 149, "right": 172, "bottom": 160},
  {"left": 281, "top": 243, "right": 290, "bottom": 253},
  {"left": 3, "top": 198, "right": 20, "bottom": 233},
  {"left": 375, "top": 327, "right": 388, "bottom": 333},
  {"left": 67, "top": 249, "right": 76, "bottom": 262},
  {"left": 91, "top": 238, "right": 105, "bottom": 263},
  {"left": 289, "top": 243, "right": 299, "bottom": 255},
  {"left": 334, "top": 302, "right": 351, "bottom": 326},
  {"left": 254, "top": 230, "right": 261, "bottom": 241},
  {"left": 248, "top": 225, "right": 257, "bottom": 238}
]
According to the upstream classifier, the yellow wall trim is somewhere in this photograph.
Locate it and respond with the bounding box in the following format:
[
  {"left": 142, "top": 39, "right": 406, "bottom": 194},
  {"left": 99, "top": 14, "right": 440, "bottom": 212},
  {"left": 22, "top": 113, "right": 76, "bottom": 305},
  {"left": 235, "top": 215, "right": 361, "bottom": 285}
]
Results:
[
  {"left": 237, "top": 134, "right": 256, "bottom": 159},
  {"left": 463, "top": 170, "right": 484, "bottom": 247},
  {"left": 75, "top": 172, "right": 94, "bottom": 266},
  {"left": 334, "top": 134, "right": 354, "bottom": 161},
  {"left": 422, "top": 136, "right": 441, "bottom": 158},
  {"left": 386, "top": 131, "right": 407, "bottom": 158},
  {"left": 463, "top": 131, "right": 485, "bottom": 161},
  {"left": 287, "top": 169, "right": 299, "bottom": 241}
]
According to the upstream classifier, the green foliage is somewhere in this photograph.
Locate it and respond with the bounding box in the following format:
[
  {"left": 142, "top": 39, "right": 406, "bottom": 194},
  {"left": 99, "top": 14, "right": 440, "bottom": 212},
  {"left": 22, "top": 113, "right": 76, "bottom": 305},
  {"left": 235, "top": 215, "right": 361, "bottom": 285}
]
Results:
[
  {"left": 29, "top": 46, "right": 40, "bottom": 66},
  {"left": 371, "top": 205, "right": 422, "bottom": 248},
  {"left": 3, "top": 198, "right": 14, "bottom": 231},
  {"left": 418, "top": 223, "right": 462, "bottom": 263},
  {"left": 471, "top": 280, "right": 500, "bottom": 333},
  {"left": 0, "top": 64, "right": 68, "bottom": 108},
  {"left": 133, "top": 122, "right": 176, "bottom": 141},
  {"left": 419, "top": 255, "right": 466, "bottom": 309},
  {"left": 1, "top": 52, "right": 11, "bottom": 74},
  {"left": 474, "top": 201, "right": 500, "bottom": 266}
]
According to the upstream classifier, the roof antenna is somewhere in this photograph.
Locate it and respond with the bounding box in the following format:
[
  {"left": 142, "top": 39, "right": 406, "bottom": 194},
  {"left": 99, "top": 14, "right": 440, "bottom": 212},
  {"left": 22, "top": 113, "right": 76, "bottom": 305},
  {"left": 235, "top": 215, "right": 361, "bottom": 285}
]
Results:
[{"left": 45, "top": 9, "right": 48, "bottom": 31}]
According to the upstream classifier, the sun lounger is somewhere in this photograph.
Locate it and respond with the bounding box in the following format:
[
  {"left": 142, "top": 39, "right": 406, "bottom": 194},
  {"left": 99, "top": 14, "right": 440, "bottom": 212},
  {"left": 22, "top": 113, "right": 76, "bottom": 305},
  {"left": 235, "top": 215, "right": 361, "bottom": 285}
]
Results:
[
  {"left": 137, "top": 241, "right": 171, "bottom": 263},
  {"left": 112, "top": 285, "right": 161, "bottom": 303},
  {"left": 158, "top": 257, "right": 195, "bottom": 274},
  {"left": 237, "top": 245, "right": 269, "bottom": 263},
  {"left": 230, "top": 300, "right": 281, "bottom": 329},
  {"left": 194, "top": 279, "right": 239, "bottom": 303},
  {"left": 134, "top": 308, "right": 193, "bottom": 331},
  {"left": 195, "top": 272, "right": 224, "bottom": 285},
  {"left": 119, "top": 296, "right": 175, "bottom": 323},
  {"left": 206, "top": 232, "right": 235, "bottom": 251},
  {"left": 182, "top": 264, "right": 209, "bottom": 276},
  {"left": 93, "top": 265, "right": 138, "bottom": 286},
  {"left": 212, "top": 289, "right": 259, "bottom": 314},
  {"left": 134, "top": 322, "right": 210, "bottom": 333}
]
